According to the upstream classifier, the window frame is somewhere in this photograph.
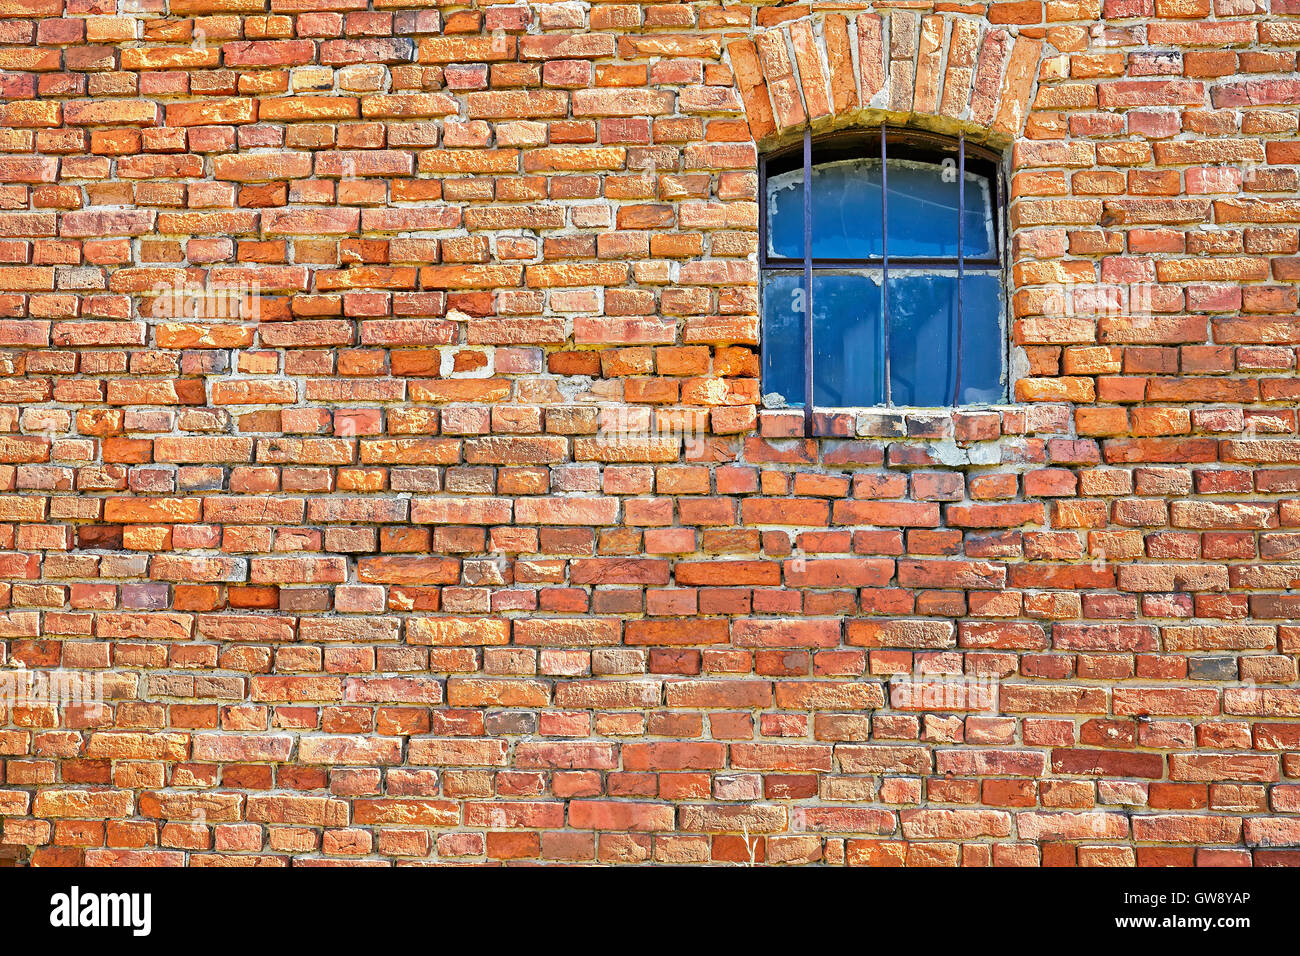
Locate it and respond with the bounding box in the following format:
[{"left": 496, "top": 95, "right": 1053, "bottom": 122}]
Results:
[{"left": 758, "top": 126, "right": 1010, "bottom": 416}]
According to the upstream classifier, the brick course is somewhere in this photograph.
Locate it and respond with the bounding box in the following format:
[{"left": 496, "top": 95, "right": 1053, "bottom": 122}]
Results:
[{"left": 0, "top": 0, "right": 1299, "bottom": 866}]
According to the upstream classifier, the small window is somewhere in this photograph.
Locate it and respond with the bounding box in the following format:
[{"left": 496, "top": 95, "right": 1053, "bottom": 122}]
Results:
[{"left": 760, "top": 129, "right": 1007, "bottom": 409}]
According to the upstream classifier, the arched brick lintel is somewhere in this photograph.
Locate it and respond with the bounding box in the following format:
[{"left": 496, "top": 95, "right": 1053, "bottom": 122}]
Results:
[{"left": 728, "top": 11, "right": 1045, "bottom": 153}]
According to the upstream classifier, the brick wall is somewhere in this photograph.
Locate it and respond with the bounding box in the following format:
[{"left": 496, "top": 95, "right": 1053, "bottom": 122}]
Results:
[{"left": 1, "top": 0, "right": 1299, "bottom": 866}]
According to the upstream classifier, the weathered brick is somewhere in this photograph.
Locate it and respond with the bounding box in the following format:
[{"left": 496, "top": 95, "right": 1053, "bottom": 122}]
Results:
[{"left": 2, "top": 0, "right": 1294, "bottom": 871}]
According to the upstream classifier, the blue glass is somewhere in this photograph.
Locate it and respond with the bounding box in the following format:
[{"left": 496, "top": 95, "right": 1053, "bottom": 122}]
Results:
[
  {"left": 761, "top": 271, "right": 806, "bottom": 406},
  {"left": 886, "top": 271, "right": 1004, "bottom": 406},
  {"left": 811, "top": 273, "right": 884, "bottom": 407},
  {"left": 763, "top": 272, "right": 885, "bottom": 407},
  {"left": 887, "top": 272, "right": 957, "bottom": 407},
  {"left": 766, "top": 158, "right": 993, "bottom": 261},
  {"left": 956, "top": 272, "right": 1004, "bottom": 404},
  {"left": 765, "top": 270, "right": 1003, "bottom": 407}
]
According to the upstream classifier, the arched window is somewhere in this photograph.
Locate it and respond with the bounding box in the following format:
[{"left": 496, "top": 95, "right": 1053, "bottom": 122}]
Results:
[{"left": 760, "top": 128, "right": 1006, "bottom": 410}]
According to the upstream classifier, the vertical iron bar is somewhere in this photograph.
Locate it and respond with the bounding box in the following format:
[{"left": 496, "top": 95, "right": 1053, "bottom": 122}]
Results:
[
  {"left": 953, "top": 132, "right": 965, "bottom": 406},
  {"left": 802, "top": 128, "right": 814, "bottom": 431},
  {"left": 880, "top": 128, "right": 890, "bottom": 406},
  {"left": 998, "top": 161, "right": 1008, "bottom": 402}
]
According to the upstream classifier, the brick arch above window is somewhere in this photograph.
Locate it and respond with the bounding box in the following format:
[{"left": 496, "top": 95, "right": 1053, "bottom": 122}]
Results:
[{"left": 726, "top": 11, "right": 1045, "bottom": 148}]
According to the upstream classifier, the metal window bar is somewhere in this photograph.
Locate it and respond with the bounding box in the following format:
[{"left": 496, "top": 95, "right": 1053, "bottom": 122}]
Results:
[
  {"left": 802, "top": 127, "right": 814, "bottom": 429},
  {"left": 996, "top": 155, "right": 1008, "bottom": 402},
  {"left": 880, "top": 127, "right": 890, "bottom": 406},
  {"left": 953, "top": 132, "right": 965, "bottom": 406}
]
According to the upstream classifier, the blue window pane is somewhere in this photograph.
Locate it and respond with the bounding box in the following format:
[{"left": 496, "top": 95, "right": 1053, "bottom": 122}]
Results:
[
  {"left": 763, "top": 272, "right": 886, "bottom": 407},
  {"left": 765, "top": 269, "right": 1003, "bottom": 407},
  {"left": 956, "top": 273, "right": 1004, "bottom": 404},
  {"left": 887, "top": 272, "right": 957, "bottom": 407},
  {"left": 765, "top": 171, "right": 807, "bottom": 260},
  {"left": 761, "top": 271, "right": 805, "bottom": 406},
  {"left": 766, "top": 158, "right": 994, "bottom": 261},
  {"left": 885, "top": 160, "right": 957, "bottom": 260},
  {"left": 886, "top": 162, "right": 995, "bottom": 260},
  {"left": 811, "top": 273, "right": 883, "bottom": 407},
  {"left": 958, "top": 173, "right": 996, "bottom": 260},
  {"left": 767, "top": 159, "right": 883, "bottom": 260},
  {"left": 887, "top": 271, "right": 1004, "bottom": 406}
]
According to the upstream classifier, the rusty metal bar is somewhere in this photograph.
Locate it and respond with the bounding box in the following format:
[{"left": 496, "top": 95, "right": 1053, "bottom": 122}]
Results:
[
  {"left": 802, "top": 126, "right": 814, "bottom": 429},
  {"left": 881, "top": 127, "right": 890, "bottom": 406},
  {"left": 953, "top": 131, "right": 965, "bottom": 406}
]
